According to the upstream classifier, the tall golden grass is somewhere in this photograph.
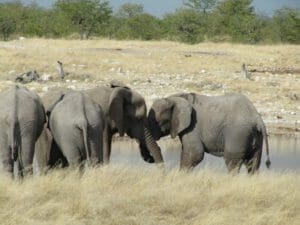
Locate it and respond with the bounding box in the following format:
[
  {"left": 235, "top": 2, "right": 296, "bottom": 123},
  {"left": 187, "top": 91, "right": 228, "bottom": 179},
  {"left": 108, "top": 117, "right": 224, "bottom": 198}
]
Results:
[{"left": 0, "top": 166, "right": 299, "bottom": 225}]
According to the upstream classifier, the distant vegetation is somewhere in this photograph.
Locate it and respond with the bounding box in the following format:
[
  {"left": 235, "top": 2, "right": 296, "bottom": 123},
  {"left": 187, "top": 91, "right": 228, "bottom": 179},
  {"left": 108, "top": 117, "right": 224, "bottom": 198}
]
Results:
[{"left": 0, "top": 0, "right": 299, "bottom": 44}]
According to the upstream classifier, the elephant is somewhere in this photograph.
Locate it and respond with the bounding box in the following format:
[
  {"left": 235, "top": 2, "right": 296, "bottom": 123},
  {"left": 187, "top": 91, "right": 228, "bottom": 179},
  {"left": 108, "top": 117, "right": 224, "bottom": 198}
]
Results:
[
  {"left": 46, "top": 91, "right": 105, "bottom": 168},
  {"left": 84, "top": 81, "right": 164, "bottom": 166},
  {"left": 34, "top": 81, "right": 164, "bottom": 173},
  {"left": 148, "top": 92, "right": 271, "bottom": 173},
  {"left": 0, "top": 85, "right": 45, "bottom": 178},
  {"left": 34, "top": 88, "right": 69, "bottom": 174}
]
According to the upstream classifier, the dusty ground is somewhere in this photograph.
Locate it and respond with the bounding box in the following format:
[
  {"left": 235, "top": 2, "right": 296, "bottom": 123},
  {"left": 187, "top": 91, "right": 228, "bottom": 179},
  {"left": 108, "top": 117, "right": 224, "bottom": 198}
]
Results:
[{"left": 0, "top": 39, "right": 299, "bottom": 137}]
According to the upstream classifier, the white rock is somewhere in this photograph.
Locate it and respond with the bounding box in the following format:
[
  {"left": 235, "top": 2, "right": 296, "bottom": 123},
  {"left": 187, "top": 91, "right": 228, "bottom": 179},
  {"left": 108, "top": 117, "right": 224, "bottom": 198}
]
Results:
[
  {"left": 42, "top": 86, "right": 49, "bottom": 92},
  {"left": 68, "top": 85, "right": 76, "bottom": 90},
  {"left": 40, "top": 74, "right": 52, "bottom": 81},
  {"left": 71, "top": 80, "right": 77, "bottom": 83},
  {"left": 66, "top": 79, "right": 70, "bottom": 83}
]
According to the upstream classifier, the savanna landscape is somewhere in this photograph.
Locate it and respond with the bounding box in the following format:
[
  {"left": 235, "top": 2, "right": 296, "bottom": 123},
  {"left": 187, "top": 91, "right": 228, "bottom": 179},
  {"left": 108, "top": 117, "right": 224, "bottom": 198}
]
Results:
[
  {"left": 0, "top": 38, "right": 299, "bottom": 225},
  {"left": 0, "top": 0, "right": 299, "bottom": 224}
]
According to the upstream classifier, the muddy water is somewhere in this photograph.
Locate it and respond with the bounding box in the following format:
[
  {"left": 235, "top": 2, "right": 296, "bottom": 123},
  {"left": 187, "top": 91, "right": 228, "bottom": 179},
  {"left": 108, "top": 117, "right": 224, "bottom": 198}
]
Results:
[{"left": 110, "top": 136, "right": 300, "bottom": 172}]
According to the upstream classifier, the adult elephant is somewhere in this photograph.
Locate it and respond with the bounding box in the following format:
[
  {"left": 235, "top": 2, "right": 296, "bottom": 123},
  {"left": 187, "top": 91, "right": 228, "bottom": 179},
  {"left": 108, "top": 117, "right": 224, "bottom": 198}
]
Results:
[
  {"left": 0, "top": 85, "right": 45, "bottom": 177},
  {"left": 148, "top": 92, "right": 271, "bottom": 173},
  {"left": 34, "top": 88, "right": 70, "bottom": 174},
  {"left": 47, "top": 91, "right": 105, "bottom": 168},
  {"left": 84, "top": 81, "right": 164, "bottom": 165}
]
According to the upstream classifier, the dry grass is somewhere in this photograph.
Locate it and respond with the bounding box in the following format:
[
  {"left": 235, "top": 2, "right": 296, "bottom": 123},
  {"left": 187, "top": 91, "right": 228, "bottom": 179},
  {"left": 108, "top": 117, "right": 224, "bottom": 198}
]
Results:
[
  {"left": 0, "top": 38, "right": 298, "bottom": 104},
  {"left": 0, "top": 166, "right": 299, "bottom": 225}
]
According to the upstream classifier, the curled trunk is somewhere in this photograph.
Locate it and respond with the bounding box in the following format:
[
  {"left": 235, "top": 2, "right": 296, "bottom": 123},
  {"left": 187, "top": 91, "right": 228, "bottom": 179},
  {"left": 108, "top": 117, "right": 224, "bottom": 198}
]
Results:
[{"left": 143, "top": 126, "right": 164, "bottom": 164}]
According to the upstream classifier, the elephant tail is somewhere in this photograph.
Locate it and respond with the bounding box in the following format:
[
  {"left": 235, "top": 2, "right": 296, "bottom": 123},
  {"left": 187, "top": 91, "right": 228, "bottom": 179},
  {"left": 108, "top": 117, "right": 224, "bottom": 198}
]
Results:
[
  {"left": 11, "top": 86, "right": 22, "bottom": 166},
  {"left": 257, "top": 118, "right": 271, "bottom": 169},
  {"left": 79, "top": 94, "right": 91, "bottom": 166}
]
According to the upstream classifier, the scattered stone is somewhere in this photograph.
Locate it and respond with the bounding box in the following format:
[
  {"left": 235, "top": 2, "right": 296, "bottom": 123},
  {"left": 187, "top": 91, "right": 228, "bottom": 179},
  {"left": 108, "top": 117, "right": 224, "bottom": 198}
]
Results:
[
  {"left": 15, "top": 70, "right": 40, "bottom": 83},
  {"left": 286, "top": 92, "right": 299, "bottom": 101},
  {"left": 40, "top": 73, "right": 52, "bottom": 81},
  {"left": 42, "top": 86, "right": 49, "bottom": 92},
  {"left": 266, "top": 82, "right": 280, "bottom": 87}
]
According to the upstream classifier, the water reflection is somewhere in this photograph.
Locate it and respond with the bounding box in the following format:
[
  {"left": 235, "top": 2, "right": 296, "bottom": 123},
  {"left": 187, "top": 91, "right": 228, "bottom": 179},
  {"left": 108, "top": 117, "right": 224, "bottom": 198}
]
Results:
[{"left": 110, "top": 136, "right": 299, "bottom": 172}]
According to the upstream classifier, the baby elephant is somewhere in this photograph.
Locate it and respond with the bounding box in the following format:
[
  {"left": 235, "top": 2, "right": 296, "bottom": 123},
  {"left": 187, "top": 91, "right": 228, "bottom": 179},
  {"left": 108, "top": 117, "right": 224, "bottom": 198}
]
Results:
[
  {"left": 47, "top": 91, "right": 105, "bottom": 168},
  {"left": 148, "top": 93, "right": 271, "bottom": 174}
]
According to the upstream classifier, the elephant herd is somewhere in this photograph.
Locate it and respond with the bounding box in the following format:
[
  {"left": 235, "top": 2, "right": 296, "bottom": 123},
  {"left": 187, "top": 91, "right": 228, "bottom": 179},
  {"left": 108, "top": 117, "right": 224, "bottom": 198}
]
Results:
[{"left": 0, "top": 81, "right": 271, "bottom": 178}]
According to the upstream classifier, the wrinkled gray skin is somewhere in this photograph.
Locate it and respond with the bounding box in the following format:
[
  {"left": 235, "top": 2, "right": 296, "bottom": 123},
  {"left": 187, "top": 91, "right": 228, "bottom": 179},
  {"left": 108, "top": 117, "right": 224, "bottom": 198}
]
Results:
[
  {"left": 84, "top": 83, "right": 164, "bottom": 165},
  {"left": 148, "top": 93, "right": 271, "bottom": 173},
  {"left": 47, "top": 91, "right": 105, "bottom": 168},
  {"left": 34, "top": 83, "right": 164, "bottom": 173},
  {"left": 0, "top": 86, "right": 45, "bottom": 178},
  {"left": 34, "top": 88, "right": 69, "bottom": 174}
]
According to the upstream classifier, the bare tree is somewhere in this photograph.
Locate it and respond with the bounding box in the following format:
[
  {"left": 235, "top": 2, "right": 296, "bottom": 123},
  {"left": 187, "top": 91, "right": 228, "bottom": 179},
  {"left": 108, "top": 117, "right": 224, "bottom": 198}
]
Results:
[{"left": 242, "top": 63, "right": 250, "bottom": 79}]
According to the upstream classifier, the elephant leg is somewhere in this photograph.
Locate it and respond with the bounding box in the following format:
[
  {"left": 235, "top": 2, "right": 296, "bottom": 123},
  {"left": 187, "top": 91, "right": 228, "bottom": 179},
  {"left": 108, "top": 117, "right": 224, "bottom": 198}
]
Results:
[
  {"left": 34, "top": 128, "right": 52, "bottom": 174},
  {"left": 60, "top": 145, "right": 82, "bottom": 169},
  {"left": 49, "top": 140, "right": 68, "bottom": 168},
  {"left": 0, "top": 147, "right": 14, "bottom": 177},
  {"left": 223, "top": 129, "right": 251, "bottom": 174},
  {"left": 89, "top": 130, "right": 103, "bottom": 166},
  {"left": 102, "top": 126, "right": 112, "bottom": 164},
  {"left": 245, "top": 133, "right": 263, "bottom": 174},
  {"left": 244, "top": 149, "right": 262, "bottom": 174},
  {"left": 224, "top": 156, "right": 243, "bottom": 174},
  {"left": 20, "top": 135, "right": 36, "bottom": 176},
  {"left": 180, "top": 132, "right": 204, "bottom": 170}
]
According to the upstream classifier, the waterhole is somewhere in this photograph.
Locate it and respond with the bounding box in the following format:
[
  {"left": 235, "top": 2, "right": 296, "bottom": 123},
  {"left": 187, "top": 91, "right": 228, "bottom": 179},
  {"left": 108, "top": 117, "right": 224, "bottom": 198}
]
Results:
[{"left": 110, "top": 136, "right": 299, "bottom": 172}]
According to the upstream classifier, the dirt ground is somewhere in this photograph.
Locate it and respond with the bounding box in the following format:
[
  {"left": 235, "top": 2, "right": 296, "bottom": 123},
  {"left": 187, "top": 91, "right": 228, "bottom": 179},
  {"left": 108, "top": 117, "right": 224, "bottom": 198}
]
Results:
[{"left": 0, "top": 39, "right": 299, "bottom": 137}]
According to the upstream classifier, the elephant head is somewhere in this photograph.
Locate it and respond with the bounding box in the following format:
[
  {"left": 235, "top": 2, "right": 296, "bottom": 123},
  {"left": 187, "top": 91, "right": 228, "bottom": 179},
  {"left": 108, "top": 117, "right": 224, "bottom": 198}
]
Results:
[
  {"left": 108, "top": 86, "right": 164, "bottom": 164},
  {"left": 148, "top": 96, "right": 193, "bottom": 140}
]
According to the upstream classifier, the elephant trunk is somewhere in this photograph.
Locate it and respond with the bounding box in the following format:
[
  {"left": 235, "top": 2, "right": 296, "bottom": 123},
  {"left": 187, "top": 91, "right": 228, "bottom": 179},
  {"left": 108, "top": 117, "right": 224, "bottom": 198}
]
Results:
[{"left": 143, "top": 126, "right": 164, "bottom": 164}]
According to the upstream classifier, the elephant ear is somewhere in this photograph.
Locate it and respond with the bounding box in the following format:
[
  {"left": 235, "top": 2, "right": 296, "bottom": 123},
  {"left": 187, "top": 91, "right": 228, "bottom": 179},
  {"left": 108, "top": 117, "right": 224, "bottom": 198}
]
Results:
[
  {"left": 169, "top": 97, "right": 192, "bottom": 138},
  {"left": 46, "top": 94, "right": 65, "bottom": 128},
  {"left": 109, "top": 88, "right": 126, "bottom": 136}
]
